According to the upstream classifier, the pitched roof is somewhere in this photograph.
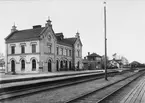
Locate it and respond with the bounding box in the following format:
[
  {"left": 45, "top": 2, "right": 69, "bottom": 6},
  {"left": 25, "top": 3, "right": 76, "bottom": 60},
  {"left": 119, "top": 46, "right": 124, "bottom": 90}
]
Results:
[
  {"left": 55, "top": 32, "right": 77, "bottom": 46},
  {"left": 6, "top": 27, "right": 45, "bottom": 41},
  {"left": 5, "top": 25, "right": 78, "bottom": 46},
  {"left": 57, "top": 38, "right": 77, "bottom": 47},
  {"left": 55, "top": 33, "right": 64, "bottom": 40},
  {"left": 87, "top": 53, "right": 101, "bottom": 57},
  {"left": 55, "top": 33, "right": 63, "bottom": 36},
  {"left": 130, "top": 61, "right": 141, "bottom": 65},
  {"left": 63, "top": 38, "right": 77, "bottom": 44}
]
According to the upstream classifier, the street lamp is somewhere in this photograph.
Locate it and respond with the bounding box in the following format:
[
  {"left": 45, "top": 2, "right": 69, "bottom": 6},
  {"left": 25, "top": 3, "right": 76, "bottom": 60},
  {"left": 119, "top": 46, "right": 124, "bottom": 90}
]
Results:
[{"left": 104, "top": 2, "right": 108, "bottom": 81}]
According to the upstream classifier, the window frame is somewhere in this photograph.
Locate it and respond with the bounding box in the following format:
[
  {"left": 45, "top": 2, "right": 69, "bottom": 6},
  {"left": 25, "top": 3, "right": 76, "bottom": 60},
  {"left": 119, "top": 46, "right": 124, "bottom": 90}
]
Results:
[
  {"left": 69, "top": 50, "right": 71, "bottom": 56},
  {"left": 32, "top": 44, "right": 36, "bottom": 53},
  {"left": 48, "top": 45, "right": 52, "bottom": 53},
  {"left": 61, "top": 48, "right": 63, "bottom": 55},
  {"left": 66, "top": 49, "right": 68, "bottom": 56},
  {"left": 21, "top": 45, "right": 25, "bottom": 53},
  {"left": 21, "top": 60, "right": 25, "bottom": 70},
  {"left": 56, "top": 47, "right": 59, "bottom": 55},
  {"left": 32, "top": 59, "right": 36, "bottom": 71},
  {"left": 11, "top": 46, "right": 15, "bottom": 54},
  {"left": 77, "top": 50, "right": 79, "bottom": 57}
]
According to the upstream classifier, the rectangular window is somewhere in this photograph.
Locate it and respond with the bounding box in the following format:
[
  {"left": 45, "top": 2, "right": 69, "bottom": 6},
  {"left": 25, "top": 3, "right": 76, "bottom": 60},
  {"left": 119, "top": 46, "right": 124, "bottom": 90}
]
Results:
[
  {"left": 11, "top": 46, "right": 15, "bottom": 54},
  {"left": 56, "top": 47, "right": 59, "bottom": 55},
  {"left": 21, "top": 45, "right": 25, "bottom": 53},
  {"left": 69, "top": 50, "right": 71, "bottom": 56},
  {"left": 77, "top": 50, "right": 79, "bottom": 57},
  {"left": 66, "top": 49, "right": 68, "bottom": 56},
  {"left": 32, "top": 44, "right": 36, "bottom": 53},
  {"left": 48, "top": 45, "right": 51, "bottom": 53},
  {"left": 61, "top": 48, "right": 63, "bottom": 55}
]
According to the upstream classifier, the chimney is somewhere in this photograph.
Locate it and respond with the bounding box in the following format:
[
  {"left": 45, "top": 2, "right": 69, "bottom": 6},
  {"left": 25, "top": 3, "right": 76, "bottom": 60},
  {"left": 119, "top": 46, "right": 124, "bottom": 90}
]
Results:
[
  {"left": 33, "top": 25, "right": 42, "bottom": 29},
  {"left": 11, "top": 23, "right": 17, "bottom": 33},
  {"left": 88, "top": 52, "right": 90, "bottom": 55}
]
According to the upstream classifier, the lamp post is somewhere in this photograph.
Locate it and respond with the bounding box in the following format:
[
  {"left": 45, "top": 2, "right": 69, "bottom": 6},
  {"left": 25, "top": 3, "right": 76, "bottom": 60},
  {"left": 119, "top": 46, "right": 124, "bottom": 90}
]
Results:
[{"left": 104, "top": 2, "right": 108, "bottom": 81}]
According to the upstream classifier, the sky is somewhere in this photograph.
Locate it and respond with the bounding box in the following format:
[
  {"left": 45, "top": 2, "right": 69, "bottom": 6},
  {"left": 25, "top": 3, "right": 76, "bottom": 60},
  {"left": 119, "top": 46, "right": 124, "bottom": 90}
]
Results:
[{"left": 0, "top": 0, "right": 145, "bottom": 63}]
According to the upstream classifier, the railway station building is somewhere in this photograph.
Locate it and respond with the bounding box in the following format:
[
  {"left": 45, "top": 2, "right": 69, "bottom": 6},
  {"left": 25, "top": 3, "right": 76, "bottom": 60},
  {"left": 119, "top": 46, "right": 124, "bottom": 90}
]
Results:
[{"left": 5, "top": 18, "right": 83, "bottom": 74}]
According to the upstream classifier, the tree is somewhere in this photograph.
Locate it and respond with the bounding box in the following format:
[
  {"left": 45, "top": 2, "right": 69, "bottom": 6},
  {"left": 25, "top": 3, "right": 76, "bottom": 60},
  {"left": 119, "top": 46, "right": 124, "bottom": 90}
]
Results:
[
  {"left": 101, "top": 55, "right": 109, "bottom": 69},
  {"left": 121, "top": 56, "right": 129, "bottom": 65},
  {"left": 0, "top": 53, "right": 5, "bottom": 69}
]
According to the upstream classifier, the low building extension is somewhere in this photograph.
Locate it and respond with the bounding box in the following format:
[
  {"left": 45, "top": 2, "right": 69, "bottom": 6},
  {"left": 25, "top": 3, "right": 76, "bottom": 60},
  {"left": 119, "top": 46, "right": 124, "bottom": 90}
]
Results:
[{"left": 82, "top": 52, "right": 102, "bottom": 70}]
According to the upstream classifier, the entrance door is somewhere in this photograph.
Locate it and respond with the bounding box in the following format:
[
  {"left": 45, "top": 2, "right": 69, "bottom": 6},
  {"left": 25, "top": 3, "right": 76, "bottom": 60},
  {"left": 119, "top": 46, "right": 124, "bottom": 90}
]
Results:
[
  {"left": 77, "top": 61, "right": 80, "bottom": 69},
  {"left": 69, "top": 61, "right": 71, "bottom": 70},
  {"left": 56, "top": 60, "right": 59, "bottom": 71},
  {"left": 60, "top": 61, "right": 63, "bottom": 71},
  {"left": 11, "top": 60, "right": 15, "bottom": 73},
  {"left": 48, "top": 60, "right": 51, "bottom": 72},
  {"left": 65, "top": 61, "right": 68, "bottom": 71}
]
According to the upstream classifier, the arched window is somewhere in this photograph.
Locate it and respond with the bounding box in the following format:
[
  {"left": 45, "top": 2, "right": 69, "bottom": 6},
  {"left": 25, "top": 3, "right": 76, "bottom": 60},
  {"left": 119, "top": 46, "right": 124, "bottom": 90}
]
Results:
[
  {"left": 48, "top": 59, "right": 52, "bottom": 72},
  {"left": 32, "top": 59, "right": 36, "bottom": 71},
  {"left": 60, "top": 61, "right": 63, "bottom": 71},
  {"left": 11, "top": 60, "right": 15, "bottom": 73},
  {"left": 21, "top": 60, "right": 25, "bottom": 70},
  {"left": 69, "top": 61, "right": 71, "bottom": 70},
  {"left": 56, "top": 60, "right": 59, "bottom": 71},
  {"left": 77, "top": 61, "right": 80, "bottom": 69},
  {"left": 65, "top": 61, "right": 68, "bottom": 69}
]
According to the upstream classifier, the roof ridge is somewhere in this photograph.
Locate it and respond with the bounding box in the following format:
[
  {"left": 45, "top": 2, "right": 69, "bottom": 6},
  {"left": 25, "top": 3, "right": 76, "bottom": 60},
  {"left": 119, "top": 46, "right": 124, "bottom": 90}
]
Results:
[
  {"left": 17, "top": 27, "right": 45, "bottom": 32},
  {"left": 64, "top": 37, "right": 76, "bottom": 39}
]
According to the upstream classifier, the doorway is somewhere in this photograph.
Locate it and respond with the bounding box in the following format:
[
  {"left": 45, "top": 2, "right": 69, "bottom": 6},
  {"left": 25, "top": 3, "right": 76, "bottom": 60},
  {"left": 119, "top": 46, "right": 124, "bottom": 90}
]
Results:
[
  {"left": 48, "top": 60, "right": 51, "bottom": 72},
  {"left": 11, "top": 60, "right": 15, "bottom": 73},
  {"left": 56, "top": 60, "right": 59, "bottom": 71}
]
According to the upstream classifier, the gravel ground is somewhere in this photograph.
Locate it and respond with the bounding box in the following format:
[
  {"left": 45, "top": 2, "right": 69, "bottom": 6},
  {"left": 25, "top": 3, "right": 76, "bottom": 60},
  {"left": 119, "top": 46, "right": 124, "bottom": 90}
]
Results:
[{"left": 2, "top": 71, "right": 136, "bottom": 103}]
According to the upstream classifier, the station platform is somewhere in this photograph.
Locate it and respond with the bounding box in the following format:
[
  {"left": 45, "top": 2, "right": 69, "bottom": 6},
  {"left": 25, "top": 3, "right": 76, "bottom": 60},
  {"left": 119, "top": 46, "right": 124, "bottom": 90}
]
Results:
[
  {"left": 120, "top": 73, "right": 145, "bottom": 103},
  {"left": 0, "top": 68, "right": 131, "bottom": 80},
  {"left": 0, "top": 68, "right": 135, "bottom": 84},
  {"left": 0, "top": 70, "right": 105, "bottom": 81},
  {"left": 0, "top": 68, "right": 134, "bottom": 89},
  {"left": 0, "top": 70, "right": 109, "bottom": 88}
]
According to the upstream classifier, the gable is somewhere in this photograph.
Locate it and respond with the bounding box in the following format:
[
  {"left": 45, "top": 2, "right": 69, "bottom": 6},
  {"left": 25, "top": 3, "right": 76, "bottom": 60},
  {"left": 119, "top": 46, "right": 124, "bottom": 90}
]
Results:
[
  {"left": 41, "top": 27, "right": 58, "bottom": 47},
  {"left": 74, "top": 38, "right": 83, "bottom": 48},
  {"left": 41, "top": 26, "right": 57, "bottom": 42}
]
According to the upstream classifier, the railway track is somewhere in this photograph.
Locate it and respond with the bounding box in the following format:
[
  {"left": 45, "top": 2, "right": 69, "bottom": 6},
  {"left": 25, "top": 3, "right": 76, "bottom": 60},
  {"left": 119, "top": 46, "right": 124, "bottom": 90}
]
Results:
[
  {"left": 64, "top": 70, "right": 145, "bottom": 103},
  {"left": 0, "top": 71, "right": 119, "bottom": 101}
]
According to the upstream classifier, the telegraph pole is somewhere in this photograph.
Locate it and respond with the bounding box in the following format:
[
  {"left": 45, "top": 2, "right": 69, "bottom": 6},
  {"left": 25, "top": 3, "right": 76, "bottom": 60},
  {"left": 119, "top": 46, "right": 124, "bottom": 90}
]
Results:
[{"left": 104, "top": 2, "right": 108, "bottom": 81}]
